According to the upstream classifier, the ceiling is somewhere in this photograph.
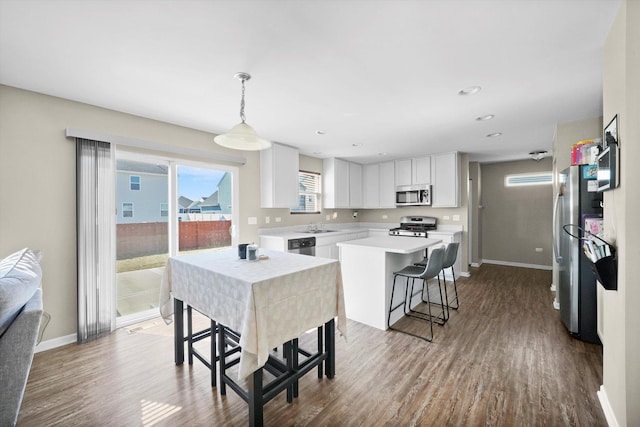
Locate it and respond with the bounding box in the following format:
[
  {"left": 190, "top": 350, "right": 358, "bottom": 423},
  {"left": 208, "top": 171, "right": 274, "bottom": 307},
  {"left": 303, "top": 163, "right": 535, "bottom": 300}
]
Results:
[{"left": 0, "top": 0, "right": 620, "bottom": 164}]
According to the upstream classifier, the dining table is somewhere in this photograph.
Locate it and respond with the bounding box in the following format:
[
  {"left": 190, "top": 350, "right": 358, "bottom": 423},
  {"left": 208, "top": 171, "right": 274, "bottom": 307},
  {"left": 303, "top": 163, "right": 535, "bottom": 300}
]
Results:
[{"left": 159, "top": 247, "right": 347, "bottom": 426}]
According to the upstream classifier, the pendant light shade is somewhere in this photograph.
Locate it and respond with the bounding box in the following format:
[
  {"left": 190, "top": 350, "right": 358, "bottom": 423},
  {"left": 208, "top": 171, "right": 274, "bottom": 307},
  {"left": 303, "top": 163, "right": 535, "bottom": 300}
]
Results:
[
  {"left": 214, "top": 122, "right": 271, "bottom": 151},
  {"left": 214, "top": 72, "right": 271, "bottom": 151}
]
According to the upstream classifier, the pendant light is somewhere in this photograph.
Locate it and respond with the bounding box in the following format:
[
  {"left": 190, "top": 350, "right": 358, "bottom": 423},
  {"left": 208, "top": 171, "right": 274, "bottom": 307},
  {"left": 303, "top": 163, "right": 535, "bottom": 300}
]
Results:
[{"left": 214, "top": 72, "right": 271, "bottom": 151}]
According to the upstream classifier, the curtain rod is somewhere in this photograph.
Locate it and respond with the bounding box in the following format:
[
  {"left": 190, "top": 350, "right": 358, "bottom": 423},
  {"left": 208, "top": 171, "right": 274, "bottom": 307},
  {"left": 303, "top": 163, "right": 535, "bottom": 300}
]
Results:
[{"left": 65, "top": 128, "right": 247, "bottom": 166}]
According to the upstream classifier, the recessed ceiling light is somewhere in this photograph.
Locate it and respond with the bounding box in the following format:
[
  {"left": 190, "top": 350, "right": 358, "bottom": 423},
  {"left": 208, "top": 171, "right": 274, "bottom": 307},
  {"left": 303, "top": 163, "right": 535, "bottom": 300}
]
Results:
[
  {"left": 458, "top": 86, "right": 482, "bottom": 96},
  {"left": 476, "top": 114, "right": 495, "bottom": 121},
  {"left": 352, "top": 143, "right": 363, "bottom": 147},
  {"left": 313, "top": 151, "right": 322, "bottom": 155},
  {"left": 378, "top": 152, "right": 387, "bottom": 156},
  {"left": 486, "top": 132, "right": 502, "bottom": 138},
  {"left": 315, "top": 130, "right": 327, "bottom": 135}
]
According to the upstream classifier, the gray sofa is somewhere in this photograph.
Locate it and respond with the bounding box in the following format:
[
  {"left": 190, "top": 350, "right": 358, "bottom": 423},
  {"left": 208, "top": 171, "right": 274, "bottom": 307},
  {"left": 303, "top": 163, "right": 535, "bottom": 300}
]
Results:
[{"left": 0, "top": 249, "right": 44, "bottom": 427}]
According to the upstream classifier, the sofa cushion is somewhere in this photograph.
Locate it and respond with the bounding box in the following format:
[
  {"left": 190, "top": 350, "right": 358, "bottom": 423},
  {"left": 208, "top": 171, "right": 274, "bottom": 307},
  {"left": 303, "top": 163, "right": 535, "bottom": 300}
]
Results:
[{"left": 0, "top": 248, "right": 42, "bottom": 337}]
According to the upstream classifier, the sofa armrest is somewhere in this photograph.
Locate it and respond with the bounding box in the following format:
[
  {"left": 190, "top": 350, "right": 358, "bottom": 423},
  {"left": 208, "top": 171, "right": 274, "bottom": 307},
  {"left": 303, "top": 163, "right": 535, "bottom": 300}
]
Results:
[{"left": 0, "top": 288, "right": 43, "bottom": 427}]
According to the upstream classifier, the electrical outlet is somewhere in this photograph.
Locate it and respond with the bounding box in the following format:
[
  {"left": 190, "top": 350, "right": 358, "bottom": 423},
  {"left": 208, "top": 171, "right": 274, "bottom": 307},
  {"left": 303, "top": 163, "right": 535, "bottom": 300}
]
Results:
[
  {"left": 265, "top": 216, "right": 270, "bottom": 224},
  {"left": 382, "top": 215, "right": 388, "bottom": 219},
  {"left": 443, "top": 215, "right": 450, "bottom": 220},
  {"left": 332, "top": 212, "right": 338, "bottom": 219},
  {"left": 275, "top": 217, "right": 282, "bottom": 223},
  {"left": 453, "top": 214, "right": 460, "bottom": 221},
  {"left": 326, "top": 214, "right": 331, "bottom": 221},
  {"left": 248, "top": 217, "right": 257, "bottom": 225},
  {"left": 536, "top": 248, "right": 543, "bottom": 252}
]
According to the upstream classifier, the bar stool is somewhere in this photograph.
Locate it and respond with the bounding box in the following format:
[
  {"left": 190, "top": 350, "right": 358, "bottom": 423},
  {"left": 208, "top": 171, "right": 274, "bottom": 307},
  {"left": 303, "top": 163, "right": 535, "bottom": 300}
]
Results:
[
  {"left": 441, "top": 242, "right": 460, "bottom": 310},
  {"left": 415, "top": 242, "right": 460, "bottom": 310},
  {"left": 387, "top": 247, "right": 445, "bottom": 342},
  {"left": 186, "top": 306, "right": 217, "bottom": 387}
]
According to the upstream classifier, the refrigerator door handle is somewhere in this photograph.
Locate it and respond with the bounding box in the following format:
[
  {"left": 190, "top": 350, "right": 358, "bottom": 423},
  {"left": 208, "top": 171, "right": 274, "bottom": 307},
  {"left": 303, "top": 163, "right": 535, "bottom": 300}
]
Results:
[{"left": 553, "top": 194, "right": 563, "bottom": 263}]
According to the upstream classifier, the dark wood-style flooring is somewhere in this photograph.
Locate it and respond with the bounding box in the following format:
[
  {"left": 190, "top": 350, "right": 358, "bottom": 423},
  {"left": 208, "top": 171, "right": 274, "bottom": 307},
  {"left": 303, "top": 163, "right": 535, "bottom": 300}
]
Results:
[{"left": 19, "top": 264, "right": 605, "bottom": 426}]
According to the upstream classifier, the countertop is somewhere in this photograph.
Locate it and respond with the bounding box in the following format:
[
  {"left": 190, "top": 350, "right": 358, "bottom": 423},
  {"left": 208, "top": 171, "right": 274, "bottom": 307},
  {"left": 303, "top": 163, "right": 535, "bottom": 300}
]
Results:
[
  {"left": 259, "top": 226, "right": 385, "bottom": 241},
  {"left": 336, "top": 236, "right": 443, "bottom": 254},
  {"left": 259, "top": 223, "right": 462, "bottom": 241}
]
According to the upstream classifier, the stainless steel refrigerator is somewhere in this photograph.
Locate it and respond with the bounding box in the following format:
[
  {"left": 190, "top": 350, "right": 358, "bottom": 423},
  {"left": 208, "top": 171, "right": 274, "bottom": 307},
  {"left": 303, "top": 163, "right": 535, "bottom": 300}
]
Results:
[{"left": 553, "top": 165, "right": 602, "bottom": 344}]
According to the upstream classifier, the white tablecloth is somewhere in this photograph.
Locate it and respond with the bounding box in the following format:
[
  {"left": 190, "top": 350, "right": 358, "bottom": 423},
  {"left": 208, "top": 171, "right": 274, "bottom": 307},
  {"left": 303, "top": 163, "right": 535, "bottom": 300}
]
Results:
[{"left": 159, "top": 248, "right": 347, "bottom": 379}]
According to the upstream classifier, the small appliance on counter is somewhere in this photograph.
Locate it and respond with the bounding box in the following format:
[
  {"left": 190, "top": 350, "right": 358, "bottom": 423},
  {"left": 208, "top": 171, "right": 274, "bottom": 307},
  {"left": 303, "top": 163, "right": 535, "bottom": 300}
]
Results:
[{"left": 388, "top": 216, "right": 437, "bottom": 237}]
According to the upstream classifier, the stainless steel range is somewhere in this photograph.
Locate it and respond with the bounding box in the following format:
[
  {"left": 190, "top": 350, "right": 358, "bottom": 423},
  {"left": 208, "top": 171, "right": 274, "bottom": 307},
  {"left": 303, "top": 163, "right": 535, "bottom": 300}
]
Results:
[{"left": 388, "top": 216, "right": 437, "bottom": 237}]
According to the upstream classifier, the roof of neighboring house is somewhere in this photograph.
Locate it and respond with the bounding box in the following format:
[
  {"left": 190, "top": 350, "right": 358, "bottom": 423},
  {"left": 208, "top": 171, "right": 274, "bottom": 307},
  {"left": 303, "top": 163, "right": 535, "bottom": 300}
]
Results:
[
  {"left": 187, "top": 198, "right": 204, "bottom": 210},
  {"left": 116, "top": 159, "right": 168, "bottom": 175},
  {"left": 200, "top": 191, "right": 219, "bottom": 207},
  {"left": 178, "top": 196, "right": 193, "bottom": 209}
]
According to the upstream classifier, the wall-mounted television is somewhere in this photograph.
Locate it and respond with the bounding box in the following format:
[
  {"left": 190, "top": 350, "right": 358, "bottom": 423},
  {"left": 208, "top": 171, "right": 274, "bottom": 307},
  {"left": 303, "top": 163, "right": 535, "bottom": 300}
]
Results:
[{"left": 597, "top": 142, "right": 618, "bottom": 192}]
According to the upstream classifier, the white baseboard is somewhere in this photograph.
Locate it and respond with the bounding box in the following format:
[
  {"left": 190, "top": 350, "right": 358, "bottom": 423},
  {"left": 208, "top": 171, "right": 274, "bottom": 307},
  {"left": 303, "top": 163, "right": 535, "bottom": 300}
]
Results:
[
  {"left": 597, "top": 385, "right": 619, "bottom": 427},
  {"left": 459, "top": 271, "right": 471, "bottom": 277},
  {"left": 470, "top": 262, "right": 482, "bottom": 268},
  {"left": 35, "top": 333, "right": 76, "bottom": 353},
  {"left": 550, "top": 283, "right": 557, "bottom": 292},
  {"left": 552, "top": 298, "right": 560, "bottom": 310},
  {"left": 482, "top": 259, "right": 552, "bottom": 271}
]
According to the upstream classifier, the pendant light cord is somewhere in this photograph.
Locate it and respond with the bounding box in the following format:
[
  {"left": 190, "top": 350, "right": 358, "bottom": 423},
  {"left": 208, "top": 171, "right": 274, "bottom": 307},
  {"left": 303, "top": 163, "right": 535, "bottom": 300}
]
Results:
[{"left": 239, "top": 78, "right": 246, "bottom": 124}]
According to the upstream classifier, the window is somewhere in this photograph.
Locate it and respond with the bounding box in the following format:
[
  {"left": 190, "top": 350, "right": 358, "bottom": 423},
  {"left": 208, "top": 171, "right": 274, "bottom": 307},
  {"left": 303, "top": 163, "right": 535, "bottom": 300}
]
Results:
[
  {"left": 122, "top": 202, "right": 134, "bottom": 218},
  {"left": 160, "top": 202, "right": 168, "bottom": 217},
  {"left": 505, "top": 172, "right": 552, "bottom": 187},
  {"left": 130, "top": 175, "right": 141, "bottom": 191},
  {"left": 291, "top": 171, "right": 321, "bottom": 214}
]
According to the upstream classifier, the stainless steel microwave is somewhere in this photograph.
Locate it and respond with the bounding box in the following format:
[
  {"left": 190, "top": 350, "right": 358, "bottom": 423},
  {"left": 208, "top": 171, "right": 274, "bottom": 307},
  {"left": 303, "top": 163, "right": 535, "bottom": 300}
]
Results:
[{"left": 395, "top": 184, "right": 431, "bottom": 206}]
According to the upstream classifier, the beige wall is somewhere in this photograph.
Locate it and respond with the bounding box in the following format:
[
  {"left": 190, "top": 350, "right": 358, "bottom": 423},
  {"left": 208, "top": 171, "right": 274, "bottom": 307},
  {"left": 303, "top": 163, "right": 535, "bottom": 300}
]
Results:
[
  {"left": 0, "top": 85, "right": 356, "bottom": 341},
  {"left": 480, "top": 158, "right": 553, "bottom": 267},
  {"left": 552, "top": 117, "right": 602, "bottom": 175},
  {"left": 601, "top": 0, "right": 640, "bottom": 425}
]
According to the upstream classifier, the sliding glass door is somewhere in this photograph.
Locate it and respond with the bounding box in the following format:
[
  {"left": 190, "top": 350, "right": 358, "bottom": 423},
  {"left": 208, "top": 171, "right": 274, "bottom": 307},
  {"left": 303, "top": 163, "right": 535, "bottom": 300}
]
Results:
[{"left": 115, "top": 150, "right": 238, "bottom": 326}]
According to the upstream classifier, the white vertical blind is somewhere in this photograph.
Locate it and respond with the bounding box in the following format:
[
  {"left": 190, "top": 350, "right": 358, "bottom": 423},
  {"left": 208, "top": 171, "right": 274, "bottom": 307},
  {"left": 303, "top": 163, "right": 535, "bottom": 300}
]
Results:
[{"left": 77, "top": 138, "right": 115, "bottom": 343}]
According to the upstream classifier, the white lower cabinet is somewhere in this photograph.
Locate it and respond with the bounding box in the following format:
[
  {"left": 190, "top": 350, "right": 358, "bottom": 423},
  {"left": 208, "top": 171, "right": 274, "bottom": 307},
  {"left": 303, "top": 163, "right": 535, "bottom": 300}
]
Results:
[
  {"left": 316, "top": 231, "right": 370, "bottom": 260},
  {"left": 315, "top": 244, "right": 333, "bottom": 259},
  {"left": 260, "top": 230, "right": 373, "bottom": 261}
]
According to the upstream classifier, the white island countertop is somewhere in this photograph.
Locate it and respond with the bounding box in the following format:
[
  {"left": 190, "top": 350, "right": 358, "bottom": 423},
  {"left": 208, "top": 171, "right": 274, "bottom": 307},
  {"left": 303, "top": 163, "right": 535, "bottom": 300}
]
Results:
[{"left": 336, "top": 236, "right": 443, "bottom": 254}]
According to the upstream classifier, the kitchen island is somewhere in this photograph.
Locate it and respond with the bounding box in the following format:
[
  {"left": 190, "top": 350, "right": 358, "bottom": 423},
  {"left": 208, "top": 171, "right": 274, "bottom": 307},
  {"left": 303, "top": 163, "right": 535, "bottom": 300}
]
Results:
[{"left": 337, "top": 236, "right": 443, "bottom": 330}]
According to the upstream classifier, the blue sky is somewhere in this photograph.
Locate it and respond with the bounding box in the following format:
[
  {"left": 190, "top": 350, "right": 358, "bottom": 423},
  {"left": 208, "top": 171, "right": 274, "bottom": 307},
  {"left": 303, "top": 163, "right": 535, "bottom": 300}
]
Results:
[{"left": 177, "top": 166, "right": 226, "bottom": 201}]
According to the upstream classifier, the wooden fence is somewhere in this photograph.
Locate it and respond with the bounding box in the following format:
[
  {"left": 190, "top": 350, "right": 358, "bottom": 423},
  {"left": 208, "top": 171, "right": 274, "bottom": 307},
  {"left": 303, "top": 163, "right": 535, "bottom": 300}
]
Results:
[{"left": 116, "top": 220, "right": 232, "bottom": 259}]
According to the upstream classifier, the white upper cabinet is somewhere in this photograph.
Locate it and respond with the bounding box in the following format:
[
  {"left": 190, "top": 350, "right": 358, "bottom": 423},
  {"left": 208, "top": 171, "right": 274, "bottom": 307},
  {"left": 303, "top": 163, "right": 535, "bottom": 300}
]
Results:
[
  {"left": 363, "top": 163, "right": 380, "bottom": 208},
  {"left": 323, "top": 158, "right": 350, "bottom": 209},
  {"left": 260, "top": 142, "right": 299, "bottom": 208},
  {"left": 379, "top": 161, "right": 396, "bottom": 208},
  {"left": 349, "top": 162, "right": 363, "bottom": 208},
  {"left": 324, "top": 158, "right": 363, "bottom": 209},
  {"left": 412, "top": 156, "right": 431, "bottom": 185},
  {"left": 395, "top": 156, "right": 431, "bottom": 186},
  {"left": 363, "top": 161, "right": 396, "bottom": 209},
  {"left": 431, "top": 151, "right": 460, "bottom": 207},
  {"left": 394, "top": 159, "right": 412, "bottom": 186}
]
